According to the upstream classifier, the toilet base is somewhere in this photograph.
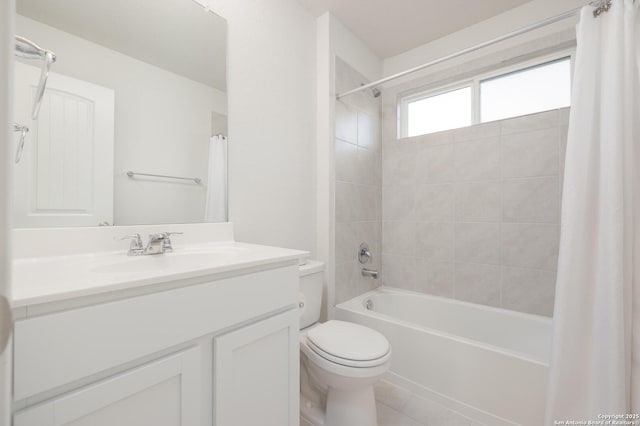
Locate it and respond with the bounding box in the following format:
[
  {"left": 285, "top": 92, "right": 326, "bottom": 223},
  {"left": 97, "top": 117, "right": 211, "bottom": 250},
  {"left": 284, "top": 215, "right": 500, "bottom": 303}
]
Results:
[{"left": 325, "top": 385, "right": 377, "bottom": 426}]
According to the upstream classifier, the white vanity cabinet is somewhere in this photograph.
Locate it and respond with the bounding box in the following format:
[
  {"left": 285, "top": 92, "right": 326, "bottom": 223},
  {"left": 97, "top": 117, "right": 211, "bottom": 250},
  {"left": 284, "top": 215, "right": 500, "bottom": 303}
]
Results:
[
  {"left": 214, "top": 309, "right": 299, "bottom": 426},
  {"left": 14, "top": 346, "right": 202, "bottom": 426},
  {"left": 11, "top": 263, "right": 301, "bottom": 426}
]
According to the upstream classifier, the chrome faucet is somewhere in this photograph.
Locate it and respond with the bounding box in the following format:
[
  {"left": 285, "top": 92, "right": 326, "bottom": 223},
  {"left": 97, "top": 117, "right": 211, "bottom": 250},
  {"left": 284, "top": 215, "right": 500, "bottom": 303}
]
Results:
[
  {"left": 121, "top": 234, "right": 144, "bottom": 256},
  {"left": 144, "top": 233, "right": 167, "bottom": 255},
  {"left": 362, "top": 268, "right": 379, "bottom": 279},
  {"left": 121, "top": 232, "right": 182, "bottom": 256},
  {"left": 161, "top": 232, "right": 183, "bottom": 253}
]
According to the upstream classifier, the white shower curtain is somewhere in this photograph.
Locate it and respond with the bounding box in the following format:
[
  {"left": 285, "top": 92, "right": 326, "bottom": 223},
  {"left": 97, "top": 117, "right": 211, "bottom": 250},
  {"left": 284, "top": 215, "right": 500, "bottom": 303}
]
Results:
[
  {"left": 545, "top": 1, "right": 639, "bottom": 422},
  {"left": 204, "top": 134, "right": 227, "bottom": 223}
]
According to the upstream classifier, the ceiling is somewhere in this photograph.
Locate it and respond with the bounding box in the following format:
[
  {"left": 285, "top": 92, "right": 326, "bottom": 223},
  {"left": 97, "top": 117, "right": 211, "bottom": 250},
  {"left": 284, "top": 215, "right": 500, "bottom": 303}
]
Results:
[
  {"left": 298, "top": 0, "right": 532, "bottom": 58},
  {"left": 17, "top": 0, "right": 227, "bottom": 91}
]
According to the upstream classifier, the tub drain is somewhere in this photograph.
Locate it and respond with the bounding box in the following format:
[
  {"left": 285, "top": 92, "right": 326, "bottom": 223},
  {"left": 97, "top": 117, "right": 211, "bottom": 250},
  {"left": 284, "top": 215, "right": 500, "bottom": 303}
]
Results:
[{"left": 364, "top": 299, "right": 373, "bottom": 310}]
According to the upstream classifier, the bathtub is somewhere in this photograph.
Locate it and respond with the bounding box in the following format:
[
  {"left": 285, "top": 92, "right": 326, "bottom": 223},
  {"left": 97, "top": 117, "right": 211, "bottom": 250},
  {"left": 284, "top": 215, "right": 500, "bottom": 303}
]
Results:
[{"left": 335, "top": 287, "right": 552, "bottom": 426}]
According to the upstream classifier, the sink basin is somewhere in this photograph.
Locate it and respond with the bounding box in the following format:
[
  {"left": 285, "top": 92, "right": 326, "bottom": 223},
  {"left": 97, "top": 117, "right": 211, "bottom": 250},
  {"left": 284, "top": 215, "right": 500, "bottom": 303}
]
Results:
[{"left": 91, "top": 246, "right": 246, "bottom": 275}]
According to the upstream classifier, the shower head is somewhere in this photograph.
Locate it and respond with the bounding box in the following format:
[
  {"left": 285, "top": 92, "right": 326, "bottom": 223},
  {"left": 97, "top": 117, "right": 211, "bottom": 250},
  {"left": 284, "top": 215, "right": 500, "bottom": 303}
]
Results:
[{"left": 360, "top": 82, "right": 382, "bottom": 98}]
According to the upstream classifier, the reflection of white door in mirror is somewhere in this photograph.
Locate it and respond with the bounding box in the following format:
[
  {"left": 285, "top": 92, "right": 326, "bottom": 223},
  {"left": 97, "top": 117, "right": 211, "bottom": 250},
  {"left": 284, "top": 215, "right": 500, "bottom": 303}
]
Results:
[{"left": 14, "top": 63, "right": 114, "bottom": 228}]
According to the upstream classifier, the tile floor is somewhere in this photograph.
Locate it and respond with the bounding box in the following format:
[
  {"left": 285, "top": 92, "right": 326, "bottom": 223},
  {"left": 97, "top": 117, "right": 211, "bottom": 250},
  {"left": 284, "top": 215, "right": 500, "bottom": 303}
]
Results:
[
  {"left": 374, "top": 380, "right": 486, "bottom": 426},
  {"left": 301, "top": 379, "right": 487, "bottom": 426}
]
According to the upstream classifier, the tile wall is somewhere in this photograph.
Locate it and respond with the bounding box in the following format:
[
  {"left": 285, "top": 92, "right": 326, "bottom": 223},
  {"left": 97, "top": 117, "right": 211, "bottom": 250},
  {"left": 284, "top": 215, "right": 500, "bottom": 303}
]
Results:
[
  {"left": 381, "top": 108, "right": 569, "bottom": 316},
  {"left": 334, "top": 58, "right": 382, "bottom": 304}
]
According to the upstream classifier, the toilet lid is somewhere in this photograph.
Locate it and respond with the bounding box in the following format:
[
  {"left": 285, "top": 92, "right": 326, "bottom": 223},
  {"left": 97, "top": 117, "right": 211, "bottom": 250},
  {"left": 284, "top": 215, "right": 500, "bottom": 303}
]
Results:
[{"left": 306, "top": 320, "right": 390, "bottom": 362}]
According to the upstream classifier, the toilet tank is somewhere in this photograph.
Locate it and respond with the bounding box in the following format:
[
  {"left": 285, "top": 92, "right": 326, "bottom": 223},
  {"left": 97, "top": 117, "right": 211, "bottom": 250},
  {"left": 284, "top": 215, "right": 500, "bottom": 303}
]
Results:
[{"left": 299, "top": 260, "right": 324, "bottom": 329}]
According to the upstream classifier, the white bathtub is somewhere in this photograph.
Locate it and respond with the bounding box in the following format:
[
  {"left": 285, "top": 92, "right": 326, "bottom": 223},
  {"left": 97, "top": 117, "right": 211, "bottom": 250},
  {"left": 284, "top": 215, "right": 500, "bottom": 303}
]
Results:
[{"left": 335, "top": 287, "right": 552, "bottom": 426}]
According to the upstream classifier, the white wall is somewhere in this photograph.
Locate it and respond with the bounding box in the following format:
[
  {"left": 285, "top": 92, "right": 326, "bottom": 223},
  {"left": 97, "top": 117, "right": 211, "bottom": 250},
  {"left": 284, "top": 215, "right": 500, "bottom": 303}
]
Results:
[
  {"left": 384, "top": 0, "right": 584, "bottom": 84},
  {"left": 16, "top": 15, "right": 227, "bottom": 226},
  {"left": 0, "top": 0, "right": 14, "bottom": 424},
  {"left": 203, "top": 0, "right": 317, "bottom": 253}
]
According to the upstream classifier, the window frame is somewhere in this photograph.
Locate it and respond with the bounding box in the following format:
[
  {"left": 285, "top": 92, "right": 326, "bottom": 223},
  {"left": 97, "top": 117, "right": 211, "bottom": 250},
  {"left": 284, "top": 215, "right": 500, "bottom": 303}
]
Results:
[{"left": 399, "top": 49, "right": 575, "bottom": 139}]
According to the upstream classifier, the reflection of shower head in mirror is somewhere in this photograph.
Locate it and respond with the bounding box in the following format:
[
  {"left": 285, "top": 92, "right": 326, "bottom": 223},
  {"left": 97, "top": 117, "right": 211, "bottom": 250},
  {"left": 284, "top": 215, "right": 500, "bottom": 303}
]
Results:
[
  {"left": 15, "top": 35, "right": 56, "bottom": 62},
  {"left": 15, "top": 36, "right": 57, "bottom": 119}
]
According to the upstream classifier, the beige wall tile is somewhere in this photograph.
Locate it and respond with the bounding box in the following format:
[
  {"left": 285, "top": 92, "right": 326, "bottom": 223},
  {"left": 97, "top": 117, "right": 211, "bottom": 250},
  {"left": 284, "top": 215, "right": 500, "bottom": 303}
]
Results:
[
  {"left": 406, "top": 129, "right": 454, "bottom": 146},
  {"left": 382, "top": 255, "right": 417, "bottom": 290},
  {"left": 415, "top": 260, "right": 454, "bottom": 297},
  {"left": 383, "top": 139, "right": 417, "bottom": 185},
  {"left": 415, "top": 143, "right": 454, "bottom": 183},
  {"left": 414, "top": 184, "right": 454, "bottom": 221},
  {"left": 416, "top": 222, "right": 454, "bottom": 261},
  {"left": 453, "top": 120, "right": 500, "bottom": 142},
  {"left": 454, "top": 262, "right": 501, "bottom": 307},
  {"left": 501, "top": 267, "right": 556, "bottom": 316},
  {"left": 501, "top": 128, "right": 559, "bottom": 178},
  {"left": 500, "top": 109, "right": 559, "bottom": 135},
  {"left": 358, "top": 111, "right": 380, "bottom": 152},
  {"left": 357, "top": 147, "right": 381, "bottom": 186},
  {"left": 455, "top": 222, "right": 500, "bottom": 264},
  {"left": 335, "top": 138, "right": 358, "bottom": 183},
  {"left": 335, "top": 100, "right": 358, "bottom": 143},
  {"left": 502, "top": 177, "right": 559, "bottom": 223},
  {"left": 383, "top": 185, "right": 415, "bottom": 220},
  {"left": 383, "top": 221, "right": 416, "bottom": 255},
  {"left": 455, "top": 182, "right": 502, "bottom": 222},
  {"left": 335, "top": 222, "right": 357, "bottom": 263},
  {"left": 501, "top": 223, "right": 559, "bottom": 270},
  {"left": 453, "top": 137, "right": 501, "bottom": 181}
]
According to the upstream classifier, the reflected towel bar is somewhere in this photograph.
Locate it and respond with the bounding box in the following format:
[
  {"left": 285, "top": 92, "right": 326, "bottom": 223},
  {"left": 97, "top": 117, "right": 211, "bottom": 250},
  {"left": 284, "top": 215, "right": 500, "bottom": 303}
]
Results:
[{"left": 126, "top": 171, "right": 202, "bottom": 184}]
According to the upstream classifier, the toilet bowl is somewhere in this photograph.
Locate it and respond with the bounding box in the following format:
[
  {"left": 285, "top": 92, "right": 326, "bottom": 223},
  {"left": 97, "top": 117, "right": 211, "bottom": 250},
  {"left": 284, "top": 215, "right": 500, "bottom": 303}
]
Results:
[{"left": 299, "top": 261, "right": 391, "bottom": 426}]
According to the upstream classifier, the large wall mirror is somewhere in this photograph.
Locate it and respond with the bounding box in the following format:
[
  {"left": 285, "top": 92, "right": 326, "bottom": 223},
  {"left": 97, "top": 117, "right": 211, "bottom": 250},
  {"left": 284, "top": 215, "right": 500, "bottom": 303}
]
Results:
[{"left": 13, "top": 0, "right": 227, "bottom": 227}]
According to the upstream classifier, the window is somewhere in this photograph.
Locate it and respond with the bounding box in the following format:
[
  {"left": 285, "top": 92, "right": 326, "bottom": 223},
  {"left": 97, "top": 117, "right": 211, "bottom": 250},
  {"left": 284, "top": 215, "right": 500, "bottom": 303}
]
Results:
[
  {"left": 400, "top": 54, "right": 572, "bottom": 138},
  {"left": 406, "top": 86, "right": 472, "bottom": 137},
  {"left": 480, "top": 58, "right": 571, "bottom": 122}
]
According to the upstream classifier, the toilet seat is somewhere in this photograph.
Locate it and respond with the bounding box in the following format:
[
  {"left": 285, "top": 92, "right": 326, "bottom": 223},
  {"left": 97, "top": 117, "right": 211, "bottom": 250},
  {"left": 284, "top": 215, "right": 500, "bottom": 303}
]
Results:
[{"left": 305, "top": 320, "right": 391, "bottom": 368}]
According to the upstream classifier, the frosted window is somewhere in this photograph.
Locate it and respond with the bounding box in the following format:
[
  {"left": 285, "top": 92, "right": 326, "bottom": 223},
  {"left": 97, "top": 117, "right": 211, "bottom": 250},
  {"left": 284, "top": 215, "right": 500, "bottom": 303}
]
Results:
[
  {"left": 480, "top": 58, "right": 571, "bottom": 123},
  {"left": 407, "top": 87, "right": 471, "bottom": 137}
]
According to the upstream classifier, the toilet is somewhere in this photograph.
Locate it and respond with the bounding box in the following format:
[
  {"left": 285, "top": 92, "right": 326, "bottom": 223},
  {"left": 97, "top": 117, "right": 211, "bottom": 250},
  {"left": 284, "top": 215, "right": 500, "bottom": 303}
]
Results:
[{"left": 298, "top": 261, "right": 391, "bottom": 426}]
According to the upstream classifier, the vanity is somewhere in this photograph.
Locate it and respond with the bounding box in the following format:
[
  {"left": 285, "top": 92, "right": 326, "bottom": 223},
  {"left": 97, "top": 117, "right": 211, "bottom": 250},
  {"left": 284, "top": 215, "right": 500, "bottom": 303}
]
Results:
[
  {"left": 10, "top": 223, "right": 306, "bottom": 426},
  {"left": 7, "top": 2, "right": 305, "bottom": 424}
]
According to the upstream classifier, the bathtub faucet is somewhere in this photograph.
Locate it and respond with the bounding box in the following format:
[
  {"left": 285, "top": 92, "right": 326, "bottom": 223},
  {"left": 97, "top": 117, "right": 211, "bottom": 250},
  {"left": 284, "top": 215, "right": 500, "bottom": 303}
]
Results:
[{"left": 362, "top": 268, "right": 379, "bottom": 279}]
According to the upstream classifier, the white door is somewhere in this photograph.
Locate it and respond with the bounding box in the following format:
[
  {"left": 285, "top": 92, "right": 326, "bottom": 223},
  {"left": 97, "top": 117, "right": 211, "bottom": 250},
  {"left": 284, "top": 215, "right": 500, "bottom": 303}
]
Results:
[
  {"left": 13, "top": 63, "right": 114, "bottom": 227},
  {"left": 214, "top": 310, "right": 299, "bottom": 426},
  {"left": 13, "top": 346, "right": 202, "bottom": 426}
]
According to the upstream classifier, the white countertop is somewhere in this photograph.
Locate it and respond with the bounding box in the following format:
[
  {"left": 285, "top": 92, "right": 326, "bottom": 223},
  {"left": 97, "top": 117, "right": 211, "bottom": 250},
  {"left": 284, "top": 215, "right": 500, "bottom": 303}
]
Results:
[
  {"left": 11, "top": 224, "right": 309, "bottom": 309},
  {"left": 12, "top": 241, "right": 307, "bottom": 308}
]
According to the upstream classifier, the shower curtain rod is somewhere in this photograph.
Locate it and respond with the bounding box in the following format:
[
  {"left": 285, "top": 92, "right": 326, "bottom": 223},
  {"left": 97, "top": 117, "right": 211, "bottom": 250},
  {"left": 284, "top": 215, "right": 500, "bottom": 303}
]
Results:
[{"left": 336, "top": 1, "right": 608, "bottom": 100}]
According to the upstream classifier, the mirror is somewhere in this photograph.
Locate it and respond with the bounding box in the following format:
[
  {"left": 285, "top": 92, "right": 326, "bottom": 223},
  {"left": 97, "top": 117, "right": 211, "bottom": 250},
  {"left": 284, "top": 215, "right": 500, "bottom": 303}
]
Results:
[{"left": 13, "top": 0, "right": 227, "bottom": 227}]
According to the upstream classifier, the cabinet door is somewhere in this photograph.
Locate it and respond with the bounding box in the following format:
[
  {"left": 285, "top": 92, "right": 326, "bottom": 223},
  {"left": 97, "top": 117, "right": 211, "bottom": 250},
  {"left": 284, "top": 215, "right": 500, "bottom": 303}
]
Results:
[
  {"left": 14, "top": 347, "right": 201, "bottom": 426},
  {"left": 214, "top": 309, "right": 299, "bottom": 426}
]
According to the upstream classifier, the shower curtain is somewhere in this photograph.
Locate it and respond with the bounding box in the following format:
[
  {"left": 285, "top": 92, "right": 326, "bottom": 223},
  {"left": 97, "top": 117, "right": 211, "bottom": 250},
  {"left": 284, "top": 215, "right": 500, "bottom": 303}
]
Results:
[
  {"left": 204, "top": 134, "right": 227, "bottom": 223},
  {"left": 545, "top": 1, "right": 639, "bottom": 422}
]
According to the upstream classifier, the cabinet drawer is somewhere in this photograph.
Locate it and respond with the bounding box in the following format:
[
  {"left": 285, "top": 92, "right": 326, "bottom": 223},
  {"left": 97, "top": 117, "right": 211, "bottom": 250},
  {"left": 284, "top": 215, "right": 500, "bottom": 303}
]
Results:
[
  {"left": 14, "top": 346, "right": 201, "bottom": 426},
  {"left": 14, "top": 265, "right": 298, "bottom": 400}
]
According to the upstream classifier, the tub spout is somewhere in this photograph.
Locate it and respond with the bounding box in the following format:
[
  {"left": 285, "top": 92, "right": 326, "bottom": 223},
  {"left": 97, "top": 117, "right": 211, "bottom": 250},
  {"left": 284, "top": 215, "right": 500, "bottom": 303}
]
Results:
[{"left": 362, "top": 268, "right": 379, "bottom": 279}]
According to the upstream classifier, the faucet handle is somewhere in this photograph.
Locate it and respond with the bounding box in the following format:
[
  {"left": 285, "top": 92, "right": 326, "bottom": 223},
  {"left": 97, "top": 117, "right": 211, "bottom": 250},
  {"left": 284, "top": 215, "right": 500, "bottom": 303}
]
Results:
[
  {"left": 163, "top": 232, "right": 183, "bottom": 237},
  {"left": 358, "top": 242, "right": 372, "bottom": 264},
  {"left": 120, "top": 233, "right": 143, "bottom": 253},
  {"left": 162, "top": 232, "right": 183, "bottom": 252}
]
